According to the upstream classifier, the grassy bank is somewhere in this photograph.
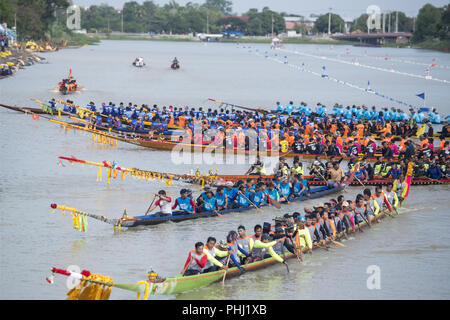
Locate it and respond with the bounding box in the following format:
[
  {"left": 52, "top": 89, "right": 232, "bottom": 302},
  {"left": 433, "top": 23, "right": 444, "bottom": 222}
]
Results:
[
  {"left": 411, "top": 40, "right": 450, "bottom": 52},
  {"left": 90, "top": 33, "right": 355, "bottom": 45},
  {"left": 81, "top": 33, "right": 450, "bottom": 52}
]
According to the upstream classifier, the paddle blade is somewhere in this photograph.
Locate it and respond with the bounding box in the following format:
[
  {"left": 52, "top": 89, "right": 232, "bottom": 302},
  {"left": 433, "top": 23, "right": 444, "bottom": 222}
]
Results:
[{"left": 270, "top": 198, "right": 282, "bottom": 209}]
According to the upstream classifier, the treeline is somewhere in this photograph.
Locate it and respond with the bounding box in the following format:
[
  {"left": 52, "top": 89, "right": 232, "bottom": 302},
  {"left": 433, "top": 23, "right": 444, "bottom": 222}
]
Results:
[
  {"left": 0, "top": 0, "right": 448, "bottom": 44},
  {"left": 80, "top": 0, "right": 285, "bottom": 36}
]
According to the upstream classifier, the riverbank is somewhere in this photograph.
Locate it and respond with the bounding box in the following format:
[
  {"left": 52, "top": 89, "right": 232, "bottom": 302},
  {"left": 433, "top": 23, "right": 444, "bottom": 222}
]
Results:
[
  {"left": 88, "top": 32, "right": 450, "bottom": 52},
  {"left": 0, "top": 48, "right": 46, "bottom": 78}
]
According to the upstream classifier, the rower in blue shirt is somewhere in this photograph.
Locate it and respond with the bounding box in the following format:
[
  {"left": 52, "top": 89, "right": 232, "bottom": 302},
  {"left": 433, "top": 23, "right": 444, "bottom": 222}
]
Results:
[
  {"left": 95, "top": 115, "right": 102, "bottom": 127},
  {"left": 48, "top": 99, "right": 57, "bottom": 112},
  {"left": 285, "top": 101, "right": 294, "bottom": 114},
  {"left": 276, "top": 102, "right": 285, "bottom": 113}
]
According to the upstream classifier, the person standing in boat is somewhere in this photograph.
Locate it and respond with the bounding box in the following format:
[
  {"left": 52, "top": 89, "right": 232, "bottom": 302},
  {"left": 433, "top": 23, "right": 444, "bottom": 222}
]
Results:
[
  {"left": 145, "top": 190, "right": 172, "bottom": 217},
  {"left": 182, "top": 242, "right": 208, "bottom": 276}
]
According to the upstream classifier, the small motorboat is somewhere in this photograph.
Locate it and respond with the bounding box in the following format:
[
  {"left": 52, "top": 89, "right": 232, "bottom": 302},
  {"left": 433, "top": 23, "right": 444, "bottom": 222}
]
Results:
[
  {"left": 170, "top": 58, "right": 180, "bottom": 70},
  {"left": 132, "top": 57, "right": 146, "bottom": 67}
]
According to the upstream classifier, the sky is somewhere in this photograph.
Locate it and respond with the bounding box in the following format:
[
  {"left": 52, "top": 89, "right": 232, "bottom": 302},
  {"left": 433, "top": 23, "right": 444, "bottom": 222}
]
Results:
[{"left": 72, "top": 0, "right": 449, "bottom": 19}]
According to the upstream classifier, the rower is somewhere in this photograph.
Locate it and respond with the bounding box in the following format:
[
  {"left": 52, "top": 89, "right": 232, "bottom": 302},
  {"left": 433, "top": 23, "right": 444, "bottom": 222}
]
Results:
[
  {"left": 235, "top": 185, "right": 251, "bottom": 208},
  {"left": 265, "top": 183, "right": 281, "bottom": 203},
  {"left": 182, "top": 242, "right": 208, "bottom": 276},
  {"left": 237, "top": 225, "right": 253, "bottom": 263},
  {"left": 215, "top": 186, "right": 228, "bottom": 210},
  {"left": 342, "top": 201, "right": 356, "bottom": 233},
  {"left": 145, "top": 190, "right": 172, "bottom": 217},
  {"left": 327, "top": 161, "right": 345, "bottom": 188},
  {"left": 250, "top": 225, "right": 263, "bottom": 241},
  {"left": 363, "top": 188, "right": 380, "bottom": 222},
  {"left": 272, "top": 226, "right": 296, "bottom": 255},
  {"left": 384, "top": 183, "right": 399, "bottom": 209},
  {"left": 371, "top": 186, "right": 387, "bottom": 211},
  {"left": 226, "top": 231, "right": 250, "bottom": 272},
  {"left": 202, "top": 237, "right": 229, "bottom": 273},
  {"left": 353, "top": 195, "right": 368, "bottom": 231},
  {"left": 224, "top": 181, "right": 238, "bottom": 203},
  {"left": 293, "top": 214, "right": 313, "bottom": 254},
  {"left": 245, "top": 155, "right": 266, "bottom": 175},
  {"left": 393, "top": 174, "right": 406, "bottom": 202},
  {"left": 172, "top": 189, "right": 196, "bottom": 214},
  {"left": 198, "top": 190, "right": 216, "bottom": 212},
  {"left": 249, "top": 183, "right": 267, "bottom": 207},
  {"left": 251, "top": 233, "right": 287, "bottom": 265}
]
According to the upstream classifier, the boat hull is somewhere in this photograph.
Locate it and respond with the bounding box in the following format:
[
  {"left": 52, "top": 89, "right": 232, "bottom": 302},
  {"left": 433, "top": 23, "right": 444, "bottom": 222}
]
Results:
[
  {"left": 145, "top": 200, "right": 405, "bottom": 296},
  {"left": 119, "top": 185, "right": 343, "bottom": 227}
]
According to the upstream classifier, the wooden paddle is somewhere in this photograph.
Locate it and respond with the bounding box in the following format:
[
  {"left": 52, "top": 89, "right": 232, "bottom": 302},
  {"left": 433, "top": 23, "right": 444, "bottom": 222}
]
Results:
[
  {"left": 280, "top": 238, "right": 290, "bottom": 273},
  {"left": 145, "top": 194, "right": 157, "bottom": 215},
  {"left": 238, "top": 191, "right": 263, "bottom": 213},
  {"left": 385, "top": 196, "right": 400, "bottom": 216},
  {"left": 273, "top": 184, "right": 291, "bottom": 203},
  {"left": 181, "top": 256, "right": 193, "bottom": 276},
  {"left": 222, "top": 255, "right": 231, "bottom": 285},
  {"left": 197, "top": 197, "right": 225, "bottom": 218},
  {"left": 289, "top": 235, "right": 303, "bottom": 263},
  {"left": 269, "top": 196, "right": 282, "bottom": 209},
  {"left": 330, "top": 239, "right": 346, "bottom": 247}
]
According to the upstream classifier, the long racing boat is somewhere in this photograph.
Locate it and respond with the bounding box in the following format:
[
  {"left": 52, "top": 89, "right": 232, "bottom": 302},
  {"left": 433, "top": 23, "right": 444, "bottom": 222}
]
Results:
[
  {"left": 50, "top": 184, "right": 345, "bottom": 230},
  {"left": 48, "top": 163, "right": 415, "bottom": 299}
]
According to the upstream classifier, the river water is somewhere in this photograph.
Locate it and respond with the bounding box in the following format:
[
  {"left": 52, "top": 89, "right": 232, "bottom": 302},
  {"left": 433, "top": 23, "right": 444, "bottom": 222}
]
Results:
[{"left": 0, "top": 40, "right": 449, "bottom": 300}]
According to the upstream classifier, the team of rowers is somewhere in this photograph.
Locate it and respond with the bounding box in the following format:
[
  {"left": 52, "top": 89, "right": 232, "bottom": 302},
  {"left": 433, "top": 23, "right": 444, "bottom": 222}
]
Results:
[
  {"left": 145, "top": 153, "right": 446, "bottom": 219},
  {"left": 245, "top": 154, "right": 448, "bottom": 182},
  {"left": 48, "top": 99, "right": 450, "bottom": 158},
  {"left": 180, "top": 183, "right": 401, "bottom": 276}
]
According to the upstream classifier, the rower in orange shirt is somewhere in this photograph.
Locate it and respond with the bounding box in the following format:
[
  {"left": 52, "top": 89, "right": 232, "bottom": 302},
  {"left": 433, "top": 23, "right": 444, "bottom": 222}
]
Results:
[
  {"left": 356, "top": 123, "right": 364, "bottom": 138},
  {"left": 178, "top": 114, "right": 186, "bottom": 128}
]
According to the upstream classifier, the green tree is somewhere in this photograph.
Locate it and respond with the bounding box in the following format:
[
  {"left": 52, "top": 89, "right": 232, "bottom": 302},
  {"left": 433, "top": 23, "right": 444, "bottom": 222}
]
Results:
[
  {"left": 350, "top": 14, "right": 369, "bottom": 33},
  {"left": 219, "top": 16, "right": 247, "bottom": 32},
  {"left": 438, "top": 4, "right": 450, "bottom": 40},
  {"left": 202, "top": 0, "right": 232, "bottom": 15},
  {"left": 313, "top": 13, "right": 345, "bottom": 34},
  {"left": 413, "top": 4, "right": 443, "bottom": 42},
  {"left": 0, "top": 0, "right": 16, "bottom": 28}
]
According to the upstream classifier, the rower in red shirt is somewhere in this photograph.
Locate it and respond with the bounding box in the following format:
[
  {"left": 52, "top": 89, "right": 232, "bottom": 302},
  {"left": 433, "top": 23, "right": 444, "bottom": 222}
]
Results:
[{"left": 181, "top": 242, "right": 208, "bottom": 276}]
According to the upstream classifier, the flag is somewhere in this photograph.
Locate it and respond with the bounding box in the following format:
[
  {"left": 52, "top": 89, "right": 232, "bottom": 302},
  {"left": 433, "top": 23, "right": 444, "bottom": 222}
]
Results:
[
  {"left": 367, "top": 80, "right": 370, "bottom": 87},
  {"left": 32, "top": 113, "right": 39, "bottom": 120},
  {"left": 321, "top": 66, "right": 328, "bottom": 78},
  {"left": 69, "top": 68, "right": 72, "bottom": 79},
  {"left": 416, "top": 93, "right": 425, "bottom": 100}
]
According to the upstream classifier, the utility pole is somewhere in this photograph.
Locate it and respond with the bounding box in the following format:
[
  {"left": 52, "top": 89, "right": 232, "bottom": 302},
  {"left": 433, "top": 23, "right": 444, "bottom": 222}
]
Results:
[
  {"left": 206, "top": 12, "right": 209, "bottom": 33},
  {"left": 121, "top": 10, "right": 124, "bottom": 33},
  {"left": 271, "top": 14, "right": 274, "bottom": 38},
  {"left": 328, "top": 8, "right": 332, "bottom": 35},
  {"left": 382, "top": 12, "right": 386, "bottom": 33}
]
